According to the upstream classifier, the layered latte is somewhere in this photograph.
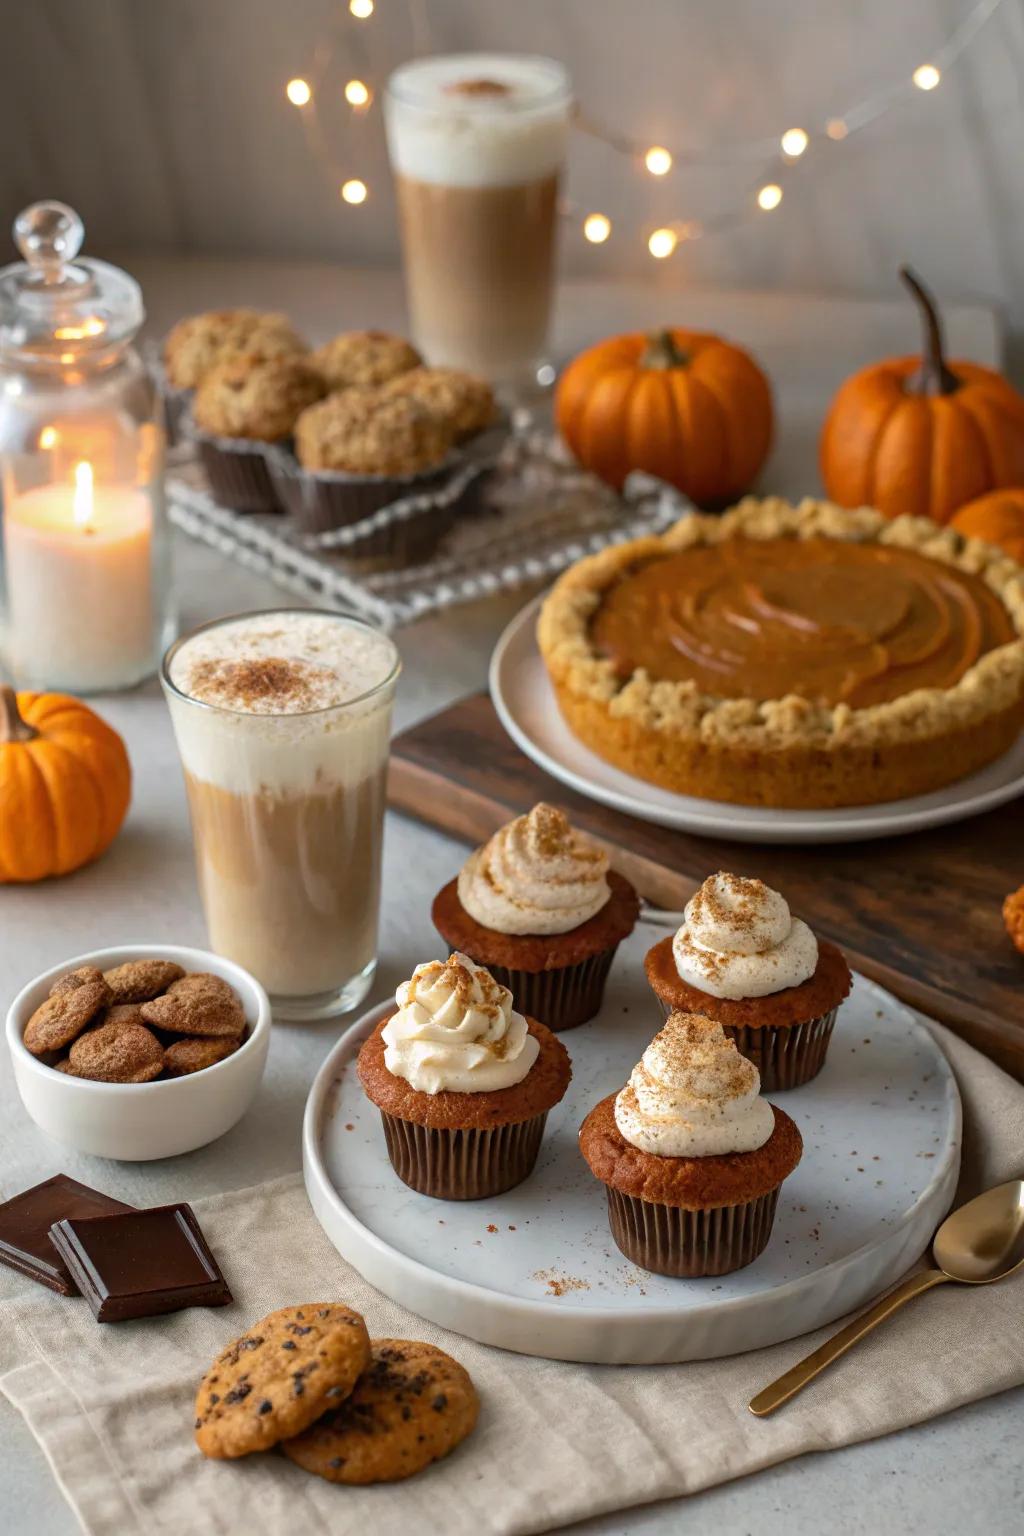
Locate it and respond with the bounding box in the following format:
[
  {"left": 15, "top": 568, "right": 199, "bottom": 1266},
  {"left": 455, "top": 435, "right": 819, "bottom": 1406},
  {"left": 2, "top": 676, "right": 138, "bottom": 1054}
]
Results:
[{"left": 164, "top": 612, "right": 398, "bottom": 1017}]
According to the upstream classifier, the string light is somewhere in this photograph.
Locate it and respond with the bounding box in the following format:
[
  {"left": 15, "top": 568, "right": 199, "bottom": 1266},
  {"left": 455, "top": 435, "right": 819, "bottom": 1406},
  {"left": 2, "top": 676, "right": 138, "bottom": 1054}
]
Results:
[
  {"left": 912, "top": 63, "right": 941, "bottom": 90},
  {"left": 780, "top": 127, "right": 808, "bottom": 158},
  {"left": 648, "top": 227, "right": 678, "bottom": 259},
  {"left": 826, "top": 118, "right": 849, "bottom": 141},
  {"left": 344, "top": 79, "right": 371, "bottom": 107},
  {"left": 644, "top": 146, "right": 673, "bottom": 176},
  {"left": 583, "top": 213, "right": 612, "bottom": 243},
  {"left": 757, "top": 183, "right": 783, "bottom": 211},
  {"left": 349, "top": 0, "right": 374, "bottom": 15},
  {"left": 39, "top": 426, "right": 59, "bottom": 450},
  {"left": 341, "top": 178, "right": 368, "bottom": 204},
  {"left": 286, "top": 78, "right": 312, "bottom": 106}
]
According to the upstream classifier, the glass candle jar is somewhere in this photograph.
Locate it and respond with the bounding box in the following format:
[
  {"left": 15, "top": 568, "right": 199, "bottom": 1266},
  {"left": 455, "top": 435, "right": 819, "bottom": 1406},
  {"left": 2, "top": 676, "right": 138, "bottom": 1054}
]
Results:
[{"left": 0, "top": 201, "right": 173, "bottom": 693}]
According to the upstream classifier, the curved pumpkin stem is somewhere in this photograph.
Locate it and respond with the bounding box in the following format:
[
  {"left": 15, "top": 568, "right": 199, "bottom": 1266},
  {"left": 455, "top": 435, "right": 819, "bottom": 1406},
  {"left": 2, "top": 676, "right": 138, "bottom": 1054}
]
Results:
[
  {"left": 0, "top": 686, "right": 38, "bottom": 743},
  {"left": 900, "top": 266, "right": 960, "bottom": 397},
  {"left": 641, "top": 330, "right": 691, "bottom": 371}
]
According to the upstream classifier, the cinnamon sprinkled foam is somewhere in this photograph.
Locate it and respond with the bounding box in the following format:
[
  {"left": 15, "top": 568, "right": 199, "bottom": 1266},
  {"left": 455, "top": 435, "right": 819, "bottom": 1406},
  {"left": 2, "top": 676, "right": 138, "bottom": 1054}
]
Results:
[
  {"left": 614, "top": 1011, "right": 774, "bottom": 1157},
  {"left": 457, "top": 803, "right": 611, "bottom": 936},
  {"left": 673, "top": 872, "right": 817, "bottom": 1000}
]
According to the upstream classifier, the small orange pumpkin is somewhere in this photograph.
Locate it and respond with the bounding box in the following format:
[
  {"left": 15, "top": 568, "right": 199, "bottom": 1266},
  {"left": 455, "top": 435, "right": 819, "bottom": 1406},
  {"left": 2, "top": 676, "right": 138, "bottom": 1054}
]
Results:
[
  {"left": 821, "top": 268, "right": 1024, "bottom": 524},
  {"left": 555, "top": 328, "right": 773, "bottom": 506},
  {"left": 950, "top": 488, "right": 1024, "bottom": 565},
  {"left": 0, "top": 687, "right": 131, "bottom": 882}
]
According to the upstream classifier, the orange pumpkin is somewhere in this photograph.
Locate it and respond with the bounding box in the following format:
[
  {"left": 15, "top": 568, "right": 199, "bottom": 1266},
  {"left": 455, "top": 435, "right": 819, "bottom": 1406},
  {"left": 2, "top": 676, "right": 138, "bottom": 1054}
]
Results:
[
  {"left": 555, "top": 328, "right": 773, "bottom": 506},
  {"left": 0, "top": 687, "right": 131, "bottom": 882},
  {"left": 821, "top": 268, "right": 1024, "bottom": 524},
  {"left": 950, "top": 488, "right": 1024, "bottom": 565}
]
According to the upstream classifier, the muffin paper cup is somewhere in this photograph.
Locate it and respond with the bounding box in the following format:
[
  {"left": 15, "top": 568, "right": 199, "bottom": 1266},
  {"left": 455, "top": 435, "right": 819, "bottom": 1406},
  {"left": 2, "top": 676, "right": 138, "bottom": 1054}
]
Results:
[
  {"left": 654, "top": 1000, "right": 839, "bottom": 1091},
  {"left": 469, "top": 945, "right": 620, "bottom": 1033},
  {"left": 268, "top": 445, "right": 461, "bottom": 533},
  {"left": 606, "top": 1187, "right": 780, "bottom": 1277},
  {"left": 379, "top": 1111, "right": 548, "bottom": 1200},
  {"left": 181, "top": 415, "right": 283, "bottom": 514}
]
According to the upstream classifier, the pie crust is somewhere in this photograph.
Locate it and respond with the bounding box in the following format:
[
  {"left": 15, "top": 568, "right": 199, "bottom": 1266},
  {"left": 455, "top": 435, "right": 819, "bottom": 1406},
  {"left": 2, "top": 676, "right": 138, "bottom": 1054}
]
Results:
[{"left": 537, "top": 497, "right": 1024, "bottom": 808}]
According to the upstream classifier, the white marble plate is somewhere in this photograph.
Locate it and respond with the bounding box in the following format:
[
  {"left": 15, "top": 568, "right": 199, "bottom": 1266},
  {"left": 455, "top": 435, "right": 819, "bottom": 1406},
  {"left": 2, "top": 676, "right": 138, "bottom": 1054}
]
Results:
[
  {"left": 303, "top": 925, "right": 961, "bottom": 1364},
  {"left": 489, "top": 594, "right": 1024, "bottom": 845}
]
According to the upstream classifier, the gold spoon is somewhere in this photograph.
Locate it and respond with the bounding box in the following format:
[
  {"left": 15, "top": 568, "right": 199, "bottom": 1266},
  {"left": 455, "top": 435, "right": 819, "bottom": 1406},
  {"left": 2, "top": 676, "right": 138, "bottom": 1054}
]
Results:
[{"left": 749, "top": 1178, "right": 1024, "bottom": 1417}]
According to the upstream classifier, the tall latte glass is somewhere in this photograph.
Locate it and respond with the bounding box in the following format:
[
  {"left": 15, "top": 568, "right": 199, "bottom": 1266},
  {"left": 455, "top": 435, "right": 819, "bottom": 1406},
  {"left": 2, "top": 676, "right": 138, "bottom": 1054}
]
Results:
[
  {"left": 385, "top": 54, "right": 572, "bottom": 388},
  {"left": 162, "top": 610, "right": 399, "bottom": 1020}
]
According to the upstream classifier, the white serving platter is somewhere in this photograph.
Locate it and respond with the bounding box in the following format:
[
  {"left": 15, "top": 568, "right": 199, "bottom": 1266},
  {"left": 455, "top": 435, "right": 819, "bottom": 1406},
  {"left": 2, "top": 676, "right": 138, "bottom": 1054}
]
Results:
[
  {"left": 303, "top": 925, "right": 961, "bottom": 1365},
  {"left": 489, "top": 594, "right": 1024, "bottom": 845}
]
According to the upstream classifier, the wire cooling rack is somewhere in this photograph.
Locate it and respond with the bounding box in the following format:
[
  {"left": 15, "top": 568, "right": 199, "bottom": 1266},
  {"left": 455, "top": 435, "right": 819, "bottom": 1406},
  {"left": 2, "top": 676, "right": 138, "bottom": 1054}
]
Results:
[{"left": 165, "top": 427, "right": 688, "bottom": 630}]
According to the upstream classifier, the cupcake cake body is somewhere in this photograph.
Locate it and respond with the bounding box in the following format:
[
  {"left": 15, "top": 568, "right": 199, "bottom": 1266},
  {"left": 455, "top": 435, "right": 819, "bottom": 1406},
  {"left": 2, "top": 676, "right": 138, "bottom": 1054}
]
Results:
[
  {"left": 432, "top": 803, "right": 639, "bottom": 1030},
  {"left": 644, "top": 872, "right": 851, "bottom": 1089},
  {"left": 580, "top": 1011, "right": 802, "bottom": 1276},
  {"left": 357, "top": 952, "right": 571, "bottom": 1199}
]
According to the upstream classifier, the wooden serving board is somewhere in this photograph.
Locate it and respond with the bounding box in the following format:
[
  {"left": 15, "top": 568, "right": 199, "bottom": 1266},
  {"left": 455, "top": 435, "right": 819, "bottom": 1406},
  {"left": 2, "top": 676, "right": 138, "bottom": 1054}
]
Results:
[{"left": 388, "top": 691, "right": 1024, "bottom": 1081}]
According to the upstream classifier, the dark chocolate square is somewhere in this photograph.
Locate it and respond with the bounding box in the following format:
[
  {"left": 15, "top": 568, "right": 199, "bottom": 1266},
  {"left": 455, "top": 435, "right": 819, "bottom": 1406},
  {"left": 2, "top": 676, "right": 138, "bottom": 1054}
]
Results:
[
  {"left": 0, "top": 1175, "right": 135, "bottom": 1296},
  {"left": 48, "top": 1203, "right": 232, "bottom": 1322}
]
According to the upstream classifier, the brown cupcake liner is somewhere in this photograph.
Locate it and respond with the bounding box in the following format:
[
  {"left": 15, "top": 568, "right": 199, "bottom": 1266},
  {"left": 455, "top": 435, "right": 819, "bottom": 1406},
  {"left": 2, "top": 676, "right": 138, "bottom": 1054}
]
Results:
[
  {"left": 379, "top": 1111, "right": 548, "bottom": 1200},
  {"left": 267, "top": 446, "right": 459, "bottom": 535},
  {"left": 188, "top": 425, "right": 282, "bottom": 514},
  {"left": 465, "top": 945, "right": 620, "bottom": 1032},
  {"left": 655, "top": 1000, "right": 838, "bottom": 1091},
  {"left": 606, "top": 1186, "right": 780, "bottom": 1277}
]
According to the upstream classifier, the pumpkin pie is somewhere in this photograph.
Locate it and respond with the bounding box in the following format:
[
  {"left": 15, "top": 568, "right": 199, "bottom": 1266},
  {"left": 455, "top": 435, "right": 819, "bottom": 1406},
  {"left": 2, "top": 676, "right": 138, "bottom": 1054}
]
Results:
[{"left": 537, "top": 497, "right": 1024, "bottom": 808}]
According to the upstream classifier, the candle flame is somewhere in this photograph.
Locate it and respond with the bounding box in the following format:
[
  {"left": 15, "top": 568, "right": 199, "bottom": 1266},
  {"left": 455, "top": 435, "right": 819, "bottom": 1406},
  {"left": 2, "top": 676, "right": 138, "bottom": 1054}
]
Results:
[{"left": 73, "top": 461, "right": 94, "bottom": 530}]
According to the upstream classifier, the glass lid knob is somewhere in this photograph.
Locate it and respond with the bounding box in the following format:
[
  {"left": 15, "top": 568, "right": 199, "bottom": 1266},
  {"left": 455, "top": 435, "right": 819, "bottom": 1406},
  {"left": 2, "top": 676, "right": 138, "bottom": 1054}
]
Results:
[{"left": 14, "top": 201, "right": 85, "bottom": 283}]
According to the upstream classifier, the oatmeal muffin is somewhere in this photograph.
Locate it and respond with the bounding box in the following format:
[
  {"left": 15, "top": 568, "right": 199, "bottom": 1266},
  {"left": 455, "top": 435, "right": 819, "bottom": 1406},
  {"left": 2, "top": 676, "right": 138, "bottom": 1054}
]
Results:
[
  {"left": 164, "top": 309, "right": 308, "bottom": 389},
  {"left": 193, "top": 353, "right": 325, "bottom": 443},
  {"left": 383, "top": 367, "right": 496, "bottom": 440},
  {"left": 312, "top": 330, "right": 422, "bottom": 392},
  {"left": 294, "top": 387, "right": 453, "bottom": 475}
]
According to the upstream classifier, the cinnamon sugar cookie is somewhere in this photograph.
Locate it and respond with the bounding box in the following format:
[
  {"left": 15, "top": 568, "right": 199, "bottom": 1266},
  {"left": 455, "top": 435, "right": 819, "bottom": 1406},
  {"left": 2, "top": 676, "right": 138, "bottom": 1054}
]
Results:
[
  {"left": 23, "top": 981, "right": 110, "bottom": 1055},
  {"left": 141, "top": 973, "right": 244, "bottom": 1038}
]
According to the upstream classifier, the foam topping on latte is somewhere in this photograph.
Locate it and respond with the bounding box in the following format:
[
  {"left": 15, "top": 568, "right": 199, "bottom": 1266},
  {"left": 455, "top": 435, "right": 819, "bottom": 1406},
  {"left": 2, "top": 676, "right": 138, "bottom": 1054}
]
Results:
[
  {"left": 382, "top": 952, "right": 539, "bottom": 1094},
  {"left": 673, "top": 872, "right": 818, "bottom": 1000},
  {"left": 614, "top": 1011, "right": 775, "bottom": 1157},
  {"left": 457, "top": 803, "right": 611, "bottom": 935}
]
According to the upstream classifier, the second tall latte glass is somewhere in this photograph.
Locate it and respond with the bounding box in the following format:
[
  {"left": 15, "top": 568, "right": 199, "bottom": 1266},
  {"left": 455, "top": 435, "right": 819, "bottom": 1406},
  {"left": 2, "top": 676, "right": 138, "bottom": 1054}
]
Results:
[
  {"left": 162, "top": 609, "right": 399, "bottom": 1020},
  {"left": 385, "top": 53, "right": 572, "bottom": 390}
]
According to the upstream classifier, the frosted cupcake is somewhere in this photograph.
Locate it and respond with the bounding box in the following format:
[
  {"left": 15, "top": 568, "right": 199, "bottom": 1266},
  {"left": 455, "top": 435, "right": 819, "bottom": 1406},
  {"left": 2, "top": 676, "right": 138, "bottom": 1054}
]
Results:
[
  {"left": 579, "top": 1012, "right": 802, "bottom": 1277},
  {"left": 644, "top": 872, "right": 851, "bottom": 1090},
  {"left": 431, "top": 804, "right": 640, "bottom": 1030},
  {"left": 357, "top": 953, "right": 571, "bottom": 1200}
]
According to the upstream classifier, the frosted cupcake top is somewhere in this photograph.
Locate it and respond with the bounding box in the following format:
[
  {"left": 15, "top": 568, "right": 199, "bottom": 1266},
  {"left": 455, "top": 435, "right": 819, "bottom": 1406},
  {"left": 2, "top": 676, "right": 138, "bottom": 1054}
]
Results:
[
  {"left": 457, "top": 803, "right": 611, "bottom": 936},
  {"left": 673, "top": 872, "right": 818, "bottom": 1000}
]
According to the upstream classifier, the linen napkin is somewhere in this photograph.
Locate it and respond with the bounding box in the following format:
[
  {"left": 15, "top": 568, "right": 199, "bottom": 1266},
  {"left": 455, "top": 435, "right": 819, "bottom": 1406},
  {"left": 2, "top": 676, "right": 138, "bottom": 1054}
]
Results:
[{"left": 1, "top": 1021, "right": 1021, "bottom": 1536}]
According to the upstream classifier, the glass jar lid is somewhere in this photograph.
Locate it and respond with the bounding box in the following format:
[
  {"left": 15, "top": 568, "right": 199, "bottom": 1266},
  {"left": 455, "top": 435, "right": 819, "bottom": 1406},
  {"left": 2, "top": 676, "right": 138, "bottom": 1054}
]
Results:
[{"left": 0, "top": 201, "right": 144, "bottom": 363}]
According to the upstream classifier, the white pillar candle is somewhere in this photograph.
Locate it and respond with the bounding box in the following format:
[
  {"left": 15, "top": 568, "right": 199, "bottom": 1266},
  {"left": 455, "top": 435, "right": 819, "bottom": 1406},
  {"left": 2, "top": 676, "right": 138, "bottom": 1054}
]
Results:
[{"left": 4, "top": 461, "right": 155, "bottom": 692}]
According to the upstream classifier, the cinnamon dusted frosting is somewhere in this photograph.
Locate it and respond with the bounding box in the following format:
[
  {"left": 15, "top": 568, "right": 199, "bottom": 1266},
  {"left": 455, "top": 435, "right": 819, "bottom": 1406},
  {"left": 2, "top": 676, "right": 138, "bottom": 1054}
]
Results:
[
  {"left": 614, "top": 1012, "right": 774, "bottom": 1157},
  {"left": 673, "top": 872, "right": 817, "bottom": 1000},
  {"left": 457, "top": 803, "right": 611, "bottom": 936},
  {"left": 381, "top": 953, "right": 539, "bottom": 1094}
]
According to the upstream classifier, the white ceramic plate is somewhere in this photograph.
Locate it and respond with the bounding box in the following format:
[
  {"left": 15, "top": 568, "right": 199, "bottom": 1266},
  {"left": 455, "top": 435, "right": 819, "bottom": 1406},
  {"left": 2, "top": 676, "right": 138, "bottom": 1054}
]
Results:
[
  {"left": 488, "top": 594, "right": 1024, "bottom": 845},
  {"left": 303, "top": 926, "right": 961, "bottom": 1365}
]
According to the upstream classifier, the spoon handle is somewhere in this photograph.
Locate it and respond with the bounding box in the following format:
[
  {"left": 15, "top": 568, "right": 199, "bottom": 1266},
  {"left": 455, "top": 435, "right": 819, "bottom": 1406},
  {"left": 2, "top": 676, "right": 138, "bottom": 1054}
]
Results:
[{"left": 748, "top": 1268, "right": 950, "bottom": 1417}]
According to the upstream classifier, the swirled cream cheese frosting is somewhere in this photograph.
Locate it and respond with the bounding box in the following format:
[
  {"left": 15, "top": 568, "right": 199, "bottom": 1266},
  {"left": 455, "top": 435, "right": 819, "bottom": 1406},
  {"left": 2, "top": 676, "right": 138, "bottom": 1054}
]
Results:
[
  {"left": 673, "top": 872, "right": 817, "bottom": 1000},
  {"left": 614, "top": 1012, "right": 775, "bottom": 1157},
  {"left": 381, "top": 952, "right": 539, "bottom": 1094},
  {"left": 457, "top": 802, "right": 611, "bottom": 936}
]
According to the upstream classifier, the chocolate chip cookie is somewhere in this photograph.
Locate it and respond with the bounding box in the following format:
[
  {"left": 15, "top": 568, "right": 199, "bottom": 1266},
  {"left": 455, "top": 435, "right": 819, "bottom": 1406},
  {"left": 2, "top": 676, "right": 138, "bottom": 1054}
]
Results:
[
  {"left": 281, "top": 1339, "right": 479, "bottom": 1484},
  {"left": 194, "top": 1304, "right": 371, "bottom": 1460}
]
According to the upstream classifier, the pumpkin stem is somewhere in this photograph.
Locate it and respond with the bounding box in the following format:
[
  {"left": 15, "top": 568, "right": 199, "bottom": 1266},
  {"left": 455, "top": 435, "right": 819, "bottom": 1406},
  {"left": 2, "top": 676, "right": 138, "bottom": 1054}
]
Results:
[
  {"left": 900, "top": 266, "right": 960, "bottom": 397},
  {"left": 0, "top": 685, "right": 38, "bottom": 744},
  {"left": 641, "top": 329, "right": 691, "bottom": 371}
]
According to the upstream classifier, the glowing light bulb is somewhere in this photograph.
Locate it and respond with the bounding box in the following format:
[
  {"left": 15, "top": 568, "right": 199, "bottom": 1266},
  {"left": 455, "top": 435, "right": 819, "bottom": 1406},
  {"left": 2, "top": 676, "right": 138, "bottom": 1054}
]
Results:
[
  {"left": 913, "top": 63, "right": 941, "bottom": 91},
  {"left": 648, "top": 227, "right": 678, "bottom": 259},
  {"left": 826, "top": 118, "right": 849, "bottom": 141},
  {"left": 39, "top": 425, "right": 59, "bottom": 450},
  {"left": 583, "top": 213, "right": 611, "bottom": 243},
  {"left": 780, "top": 127, "right": 808, "bottom": 158},
  {"left": 757, "top": 183, "right": 783, "bottom": 212},
  {"left": 644, "top": 146, "right": 673, "bottom": 176},
  {"left": 286, "top": 78, "right": 312, "bottom": 106},
  {"left": 350, "top": 0, "right": 374, "bottom": 15},
  {"left": 345, "top": 79, "right": 371, "bottom": 107},
  {"left": 341, "top": 179, "right": 368, "bottom": 204}
]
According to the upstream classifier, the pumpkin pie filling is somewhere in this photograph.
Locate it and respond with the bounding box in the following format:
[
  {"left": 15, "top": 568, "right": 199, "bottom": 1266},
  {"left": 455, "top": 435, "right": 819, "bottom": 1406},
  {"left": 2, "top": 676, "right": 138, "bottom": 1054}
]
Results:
[{"left": 590, "top": 537, "right": 1016, "bottom": 709}]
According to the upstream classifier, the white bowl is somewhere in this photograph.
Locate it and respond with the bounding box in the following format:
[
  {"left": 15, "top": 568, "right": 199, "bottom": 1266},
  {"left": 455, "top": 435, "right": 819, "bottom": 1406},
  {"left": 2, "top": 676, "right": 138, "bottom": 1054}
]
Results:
[{"left": 6, "top": 944, "right": 271, "bottom": 1161}]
